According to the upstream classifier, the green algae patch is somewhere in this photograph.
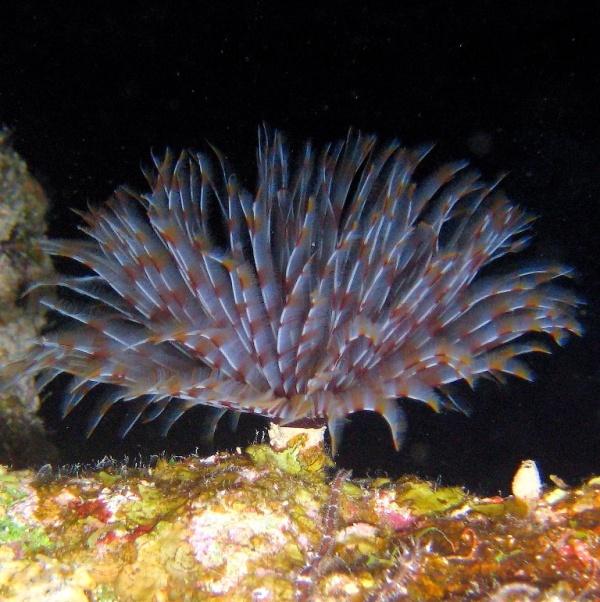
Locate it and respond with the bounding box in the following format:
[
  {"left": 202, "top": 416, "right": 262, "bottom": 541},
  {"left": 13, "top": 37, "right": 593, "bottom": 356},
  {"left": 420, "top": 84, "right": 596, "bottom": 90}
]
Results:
[
  {"left": 0, "top": 468, "right": 28, "bottom": 506},
  {"left": 246, "top": 427, "right": 334, "bottom": 476},
  {"left": 96, "top": 470, "right": 122, "bottom": 488},
  {"left": 246, "top": 442, "right": 304, "bottom": 475},
  {"left": 1, "top": 436, "right": 600, "bottom": 600},
  {"left": 469, "top": 500, "right": 507, "bottom": 517},
  {"left": 470, "top": 496, "right": 530, "bottom": 519},
  {"left": 264, "top": 423, "right": 335, "bottom": 473},
  {"left": 0, "top": 515, "right": 53, "bottom": 553},
  {"left": 124, "top": 481, "right": 186, "bottom": 527},
  {"left": 396, "top": 481, "right": 465, "bottom": 515}
]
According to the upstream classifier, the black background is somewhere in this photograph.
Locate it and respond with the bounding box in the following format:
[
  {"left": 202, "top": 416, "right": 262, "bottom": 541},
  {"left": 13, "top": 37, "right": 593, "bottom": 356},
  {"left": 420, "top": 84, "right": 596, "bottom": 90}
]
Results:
[{"left": 2, "top": 1, "right": 599, "bottom": 494}]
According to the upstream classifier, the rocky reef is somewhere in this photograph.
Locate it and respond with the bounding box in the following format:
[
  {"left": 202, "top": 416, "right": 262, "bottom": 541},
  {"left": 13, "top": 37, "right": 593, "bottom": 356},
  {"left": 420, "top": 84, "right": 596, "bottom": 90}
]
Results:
[
  {"left": 0, "top": 131, "right": 57, "bottom": 467},
  {"left": 0, "top": 428, "right": 598, "bottom": 601}
]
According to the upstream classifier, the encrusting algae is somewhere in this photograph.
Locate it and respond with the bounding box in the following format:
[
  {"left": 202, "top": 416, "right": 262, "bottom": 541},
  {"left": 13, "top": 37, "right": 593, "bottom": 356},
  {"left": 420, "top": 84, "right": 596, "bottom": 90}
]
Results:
[{"left": 0, "top": 428, "right": 599, "bottom": 601}]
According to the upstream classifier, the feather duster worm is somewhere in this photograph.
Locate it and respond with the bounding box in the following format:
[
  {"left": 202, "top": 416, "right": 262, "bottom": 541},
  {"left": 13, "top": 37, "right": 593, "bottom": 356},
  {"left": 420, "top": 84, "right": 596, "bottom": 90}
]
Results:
[{"left": 0, "top": 129, "right": 582, "bottom": 454}]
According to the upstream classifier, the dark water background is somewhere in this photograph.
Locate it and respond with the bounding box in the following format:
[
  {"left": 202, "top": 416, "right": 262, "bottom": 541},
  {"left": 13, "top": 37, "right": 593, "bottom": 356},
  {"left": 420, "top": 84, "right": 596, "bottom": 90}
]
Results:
[{"left": 2, "top": 2, "right": 599, "bottom": 494}]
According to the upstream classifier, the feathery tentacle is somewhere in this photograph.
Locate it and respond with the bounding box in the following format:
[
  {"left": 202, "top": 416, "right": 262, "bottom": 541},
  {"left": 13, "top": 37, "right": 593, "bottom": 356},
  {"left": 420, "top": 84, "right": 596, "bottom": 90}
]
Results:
[{"left": 0, "top": 129, "right": 582, "bottom": 454}]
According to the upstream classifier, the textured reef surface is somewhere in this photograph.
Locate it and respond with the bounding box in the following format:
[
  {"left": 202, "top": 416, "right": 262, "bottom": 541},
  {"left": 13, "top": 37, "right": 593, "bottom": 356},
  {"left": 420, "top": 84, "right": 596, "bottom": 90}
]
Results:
[
  {"left": 0, "top": 429, "right": 599, "bottom": 601},
  {"left": 0, "top": 131, "right": 57, "bottom": 467}
]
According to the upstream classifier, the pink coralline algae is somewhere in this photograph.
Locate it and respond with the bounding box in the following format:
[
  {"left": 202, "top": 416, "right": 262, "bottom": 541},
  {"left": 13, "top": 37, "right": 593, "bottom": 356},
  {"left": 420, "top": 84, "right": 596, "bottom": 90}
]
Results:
[{"left": 0, "top": 128, "right": 582, "bottom": 452}]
